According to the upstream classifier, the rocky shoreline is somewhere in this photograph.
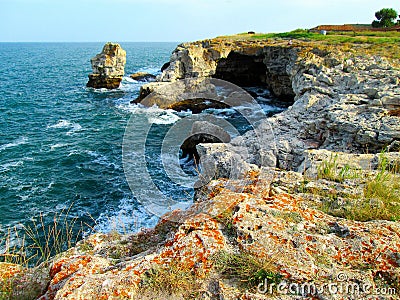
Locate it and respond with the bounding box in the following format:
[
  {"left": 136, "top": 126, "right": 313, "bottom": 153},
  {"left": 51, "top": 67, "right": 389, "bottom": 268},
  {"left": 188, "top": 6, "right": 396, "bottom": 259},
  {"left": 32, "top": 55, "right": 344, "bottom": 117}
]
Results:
[{"left": 2, "top": 36, "right": 400, "bottom": 299}]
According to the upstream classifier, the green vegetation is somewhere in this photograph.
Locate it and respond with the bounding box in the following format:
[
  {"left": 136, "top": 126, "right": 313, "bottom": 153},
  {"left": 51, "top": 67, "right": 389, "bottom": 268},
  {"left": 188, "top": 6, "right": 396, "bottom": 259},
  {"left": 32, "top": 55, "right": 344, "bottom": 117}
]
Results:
[
  {"left": 372, "top": 8, "right": 399, "bottom": 28},
  {"left": 317, "top": 154, "right": 361, "bottom": 183},
  {"left": 212, "top": 250, "right": 281, "bottom": 289},
  {"left": 138, "top": 262, "right": 202, "bottom": 299},
  {"left": 251, "top": 29, "right": 400, "bottom": 45},
  {"left": 219, "top": 29, "right": 400, "bottom": 61},
  {"left": 0, "top": 207, "right": 86, "bottom": 267},
  {"left": 213, "top": 208, "right": 236, "bottom": 238},
  {"left": 316, "top": 152, "right": 400, "bottom": 222}
]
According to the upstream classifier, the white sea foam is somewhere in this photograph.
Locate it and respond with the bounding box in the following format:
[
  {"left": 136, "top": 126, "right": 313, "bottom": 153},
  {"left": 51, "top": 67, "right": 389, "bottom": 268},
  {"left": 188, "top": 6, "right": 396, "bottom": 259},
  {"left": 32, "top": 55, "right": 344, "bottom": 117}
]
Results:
[
  {"left": 94, "top": 196, "right": 159, "bottom": 234},
  {"left": 136, "top": 67, "right": 160, "bottom": 75},
  {"left": 123, "top": 76, "right": 136, "bottom": 83},
  {"left": 0, "top": 136, "right": 28, "bottom": 152},
  {"left": 0, "top": 160, "right": 24, "bottom": 173},
  {"left": 47, "top": 120, "right": 82, "bottom": 135},
  {"left": 116, "top": 103, "right": 181, "bottom": 125},
  {"left": 86, "top": 150, "right": 119, "bottom": 169},
  {"left": 50, "top": 143, "right": 69, "bottom": 151},
  {"left": 47, "top": 120, "right": 72, "bottom": 129},
  {"left": 148, "top": 111, "right": 180, "bottom": 125}
]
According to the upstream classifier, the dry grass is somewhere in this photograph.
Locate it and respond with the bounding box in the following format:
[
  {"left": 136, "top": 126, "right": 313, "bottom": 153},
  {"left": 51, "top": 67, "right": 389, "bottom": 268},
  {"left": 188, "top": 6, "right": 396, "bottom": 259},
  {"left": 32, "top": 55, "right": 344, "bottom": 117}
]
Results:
[{"left": 0, "top": 206, "right": 91, "bottom": 299}]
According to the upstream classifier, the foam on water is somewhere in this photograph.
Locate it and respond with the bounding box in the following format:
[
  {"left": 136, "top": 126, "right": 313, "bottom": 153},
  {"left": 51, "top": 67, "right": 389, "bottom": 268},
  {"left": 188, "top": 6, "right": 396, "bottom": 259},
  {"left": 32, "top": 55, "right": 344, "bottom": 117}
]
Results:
[
  {"left": 50, "top": 143, "right": 69, "bottom": 151},
  {"left": 0, "top": 160, "right": 24, "bottom": 173},
  {"left": 0, "top": 43, "right": 288, "bottom": 246},
  {"left": 47, "top": 120, "right": 82, "bottom": 134},
  {"left": 94, "top": 196, "right": 159, "bottom": 233},
  {"left": 0, "top": 136, "right": 28, "bottom": 152},
  {"left": 116, "top": 103, "right": 181, "bottom": 125}
]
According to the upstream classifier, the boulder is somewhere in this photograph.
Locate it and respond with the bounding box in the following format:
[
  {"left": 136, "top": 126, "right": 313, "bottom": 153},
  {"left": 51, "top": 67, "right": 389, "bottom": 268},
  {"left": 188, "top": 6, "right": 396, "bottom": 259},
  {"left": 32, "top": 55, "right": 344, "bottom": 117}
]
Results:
[
  {"left": 132, "top": 79, "right": 230, "bottom": 112},
  {"left": 87, "top": 42, "right": 126, "bottom": 89},
  {"left": 129, "top": 72, "right": 156, "bottom": 82}
]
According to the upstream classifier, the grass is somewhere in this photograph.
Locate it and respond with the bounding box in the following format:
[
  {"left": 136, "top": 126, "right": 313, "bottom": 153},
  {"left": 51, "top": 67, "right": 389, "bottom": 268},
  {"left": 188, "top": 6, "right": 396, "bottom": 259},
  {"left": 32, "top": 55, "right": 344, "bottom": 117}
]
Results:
[
  {"left": 317, "top": 154, "right": 361, "bottom": 183},
  {"left": 212, "top": 250, "right": 281, "bottom": 290},
  {"left": 0, "top": 206, "right": 92, "bottom": 299},
  {"left": 251, "top": 29, "right": 400, "bottom": 45},
  {"left": 315, "top": 151, "right": 400, "bottom": 221},
  {"left": 213, "top": 208, "right": 236, "bottom": 238},
  {"left": 218, "top": 29, "right": 400, "bottom": 61},
  {"left": 0, "top": 207, "right": 86, "bottom": 267},
  {"left": 138, "top": 261, "right": 203, "bottom": 299}
]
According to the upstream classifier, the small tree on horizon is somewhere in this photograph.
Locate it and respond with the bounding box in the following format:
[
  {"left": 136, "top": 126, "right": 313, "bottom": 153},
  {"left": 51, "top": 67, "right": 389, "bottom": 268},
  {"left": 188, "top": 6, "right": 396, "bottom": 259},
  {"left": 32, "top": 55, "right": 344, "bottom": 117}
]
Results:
[{"left": 372, "top": 8, "right": 398, "bottom": 28}]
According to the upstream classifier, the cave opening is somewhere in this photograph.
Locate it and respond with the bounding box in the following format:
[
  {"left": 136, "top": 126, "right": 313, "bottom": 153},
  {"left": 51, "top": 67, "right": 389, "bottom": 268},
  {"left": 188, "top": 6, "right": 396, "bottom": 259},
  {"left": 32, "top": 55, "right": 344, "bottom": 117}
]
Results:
[
  {"left": 213, "top": 52, "right": 267, "bottom": 87},
  {"left": 213, "top": 51, "right": 296, "bottom": 103}
]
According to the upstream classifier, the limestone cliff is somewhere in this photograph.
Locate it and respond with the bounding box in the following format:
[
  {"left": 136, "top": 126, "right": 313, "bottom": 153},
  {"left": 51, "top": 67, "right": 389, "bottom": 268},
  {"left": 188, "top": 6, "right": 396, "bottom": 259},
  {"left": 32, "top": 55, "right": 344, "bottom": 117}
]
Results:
[{"left": 139, "top": 38, "right": 400, "bottom": 172}]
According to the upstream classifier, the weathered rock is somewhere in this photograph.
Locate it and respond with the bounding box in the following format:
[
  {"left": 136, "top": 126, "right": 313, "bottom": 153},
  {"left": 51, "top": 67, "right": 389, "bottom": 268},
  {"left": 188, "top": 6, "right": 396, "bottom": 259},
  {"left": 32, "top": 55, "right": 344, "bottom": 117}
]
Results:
[
  {"left": 0, "top": 262, "right": 49, "bottom": 299},
  {"left": 133, "top": 79, "right": 230, "bottom": 112},
  {"left": 299, "top": 149, "right": 400, "bottom": 178},
  {"left": 36, "top": 166, "right": 400, "bottom": 299},
  {"left": 158, "top": 40, "right": 297, "bottom": 100},
  {"left": 21, "top": 37, "right": 400, "bottom": 300},
  {"left": 130, "top": 72, "right": 156, "bottom": 82},
  {"left": 87, "top": 42, "right": 126, "bottom": 89},
  {"left": 163, "top": 46, "right": 400, "bottom": 171},
  {"left": 181, "top": 120, "right": 231, "bottom": 159}
]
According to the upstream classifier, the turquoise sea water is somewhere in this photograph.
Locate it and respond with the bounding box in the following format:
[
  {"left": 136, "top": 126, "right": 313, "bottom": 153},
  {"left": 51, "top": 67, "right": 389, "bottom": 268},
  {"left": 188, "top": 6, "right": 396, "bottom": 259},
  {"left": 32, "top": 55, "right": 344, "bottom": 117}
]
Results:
[
  {"left": 0, "top": 42, "right": 178, "bottom": 237},
  {"left": 0, "top": 42, "right": 287, "bottom": 244}
]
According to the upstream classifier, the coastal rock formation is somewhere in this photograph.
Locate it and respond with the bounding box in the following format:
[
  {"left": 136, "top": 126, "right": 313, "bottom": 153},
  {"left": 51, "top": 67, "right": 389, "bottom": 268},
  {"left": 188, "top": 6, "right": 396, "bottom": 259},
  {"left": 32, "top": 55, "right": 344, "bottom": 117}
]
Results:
[
  {"left": 133, "top": 79, "right": 230, "bottom": 112},
  {"left": 130, "top": 72, "right": 156, "bottom": 82},
  {"left": 148, "top": 39, "right": 400, "bottom": 171},
  {"left": 87, "top": 43, "right": 126, "bottom": 89},
  {"left": 33, "top": 164, "right": 400, "bottom": 299},
  {"left": 5, "top": 37, "right": 400, "bottom": 300},
  {"left": 156, "top": 40, "right": 297, "bottom": 101}
]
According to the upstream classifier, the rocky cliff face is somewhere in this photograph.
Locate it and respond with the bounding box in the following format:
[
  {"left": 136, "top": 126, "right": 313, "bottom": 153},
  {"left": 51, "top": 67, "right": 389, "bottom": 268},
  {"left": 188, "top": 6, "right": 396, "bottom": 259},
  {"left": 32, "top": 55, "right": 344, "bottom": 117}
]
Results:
[
  {"left": 87, "top": 43, "right": 126, "bottom": 89},
  {"left": 152, "top": 39, "right": 297, "bottom": 101},
  {"left": 148, "top": 38, "right": 400, "bottom": 171}
]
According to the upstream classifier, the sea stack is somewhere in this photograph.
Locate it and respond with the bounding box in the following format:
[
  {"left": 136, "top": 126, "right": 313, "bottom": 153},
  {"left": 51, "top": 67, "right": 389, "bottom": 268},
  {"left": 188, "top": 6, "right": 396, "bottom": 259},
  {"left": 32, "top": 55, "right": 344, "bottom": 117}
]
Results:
[{"left": 87, "top": 42, "right": 126, "bottom": 89}]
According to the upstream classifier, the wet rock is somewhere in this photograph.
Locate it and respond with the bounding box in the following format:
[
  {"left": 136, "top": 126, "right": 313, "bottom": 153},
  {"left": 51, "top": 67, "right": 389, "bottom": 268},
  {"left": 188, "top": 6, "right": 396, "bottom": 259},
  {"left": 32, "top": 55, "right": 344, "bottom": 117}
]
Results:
[
  {"left": 87, "top": 43, "right": 126, "bottom": 89},
  {"left": 130, "top": 72, "right": 156, "bottom": 82},
  {"left": 133, "top": 79, "right": 229, "bottom": 112}
]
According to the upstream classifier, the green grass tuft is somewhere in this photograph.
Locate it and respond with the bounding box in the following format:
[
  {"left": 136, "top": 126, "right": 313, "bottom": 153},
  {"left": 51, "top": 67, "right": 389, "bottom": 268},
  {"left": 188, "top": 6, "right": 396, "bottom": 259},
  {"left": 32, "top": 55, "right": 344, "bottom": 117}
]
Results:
[
  {"left": 138, "top": 261, "right": 202, "bottom": 299},
  {"left": 212, "top": 250, "right": 281, "bottom": 289},
  {"left": 316, "top": 151, "right": 400, "bottom": 221}
]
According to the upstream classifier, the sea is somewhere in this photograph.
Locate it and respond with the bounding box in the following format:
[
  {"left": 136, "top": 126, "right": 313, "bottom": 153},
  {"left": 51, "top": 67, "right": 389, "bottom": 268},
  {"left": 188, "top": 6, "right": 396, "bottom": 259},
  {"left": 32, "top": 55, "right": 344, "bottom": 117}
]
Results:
[{"left": 0, "top": 42, "right": 287, "bottom": 246}]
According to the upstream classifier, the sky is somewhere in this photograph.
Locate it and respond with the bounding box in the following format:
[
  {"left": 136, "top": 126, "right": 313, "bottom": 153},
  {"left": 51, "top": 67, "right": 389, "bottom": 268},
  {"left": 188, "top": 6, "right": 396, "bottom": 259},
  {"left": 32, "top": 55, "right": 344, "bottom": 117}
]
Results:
[{"left": 0, "top": 0, "right": 398, "bottom": 42}]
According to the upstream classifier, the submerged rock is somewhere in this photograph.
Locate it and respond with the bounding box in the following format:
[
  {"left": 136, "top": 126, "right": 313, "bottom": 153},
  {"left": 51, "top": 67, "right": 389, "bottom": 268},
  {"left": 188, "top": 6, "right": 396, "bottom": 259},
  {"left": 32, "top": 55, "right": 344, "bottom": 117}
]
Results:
[{"left": 87, "top": 43, "right": 126, "bottom": 89}]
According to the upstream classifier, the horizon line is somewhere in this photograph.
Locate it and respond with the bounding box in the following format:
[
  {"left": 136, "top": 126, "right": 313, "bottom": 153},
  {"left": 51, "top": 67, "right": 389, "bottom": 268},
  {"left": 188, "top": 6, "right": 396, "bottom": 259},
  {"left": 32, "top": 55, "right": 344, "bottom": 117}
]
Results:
[{"left": 0, "top": 41, "right": 182, "bottom": 43}]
